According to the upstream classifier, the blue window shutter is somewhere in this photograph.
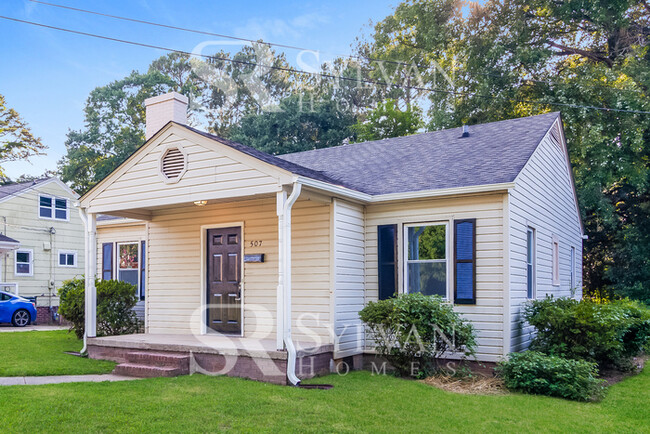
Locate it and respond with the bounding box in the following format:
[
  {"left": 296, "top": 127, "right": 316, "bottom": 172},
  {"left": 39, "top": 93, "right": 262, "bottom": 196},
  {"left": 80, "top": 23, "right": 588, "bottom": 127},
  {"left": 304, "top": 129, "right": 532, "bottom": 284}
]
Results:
[
  {"left": 102, "top": 243, "right": 113, "bottom": 281},
  {"left": 140, "top": 240, "right": 146, "bottom": 301},
  {"left": 378, "top": 224, "right": 398, "bottom": 300},
  {"left": 454, "top": 219, "right": 476, "bottom": 304}
]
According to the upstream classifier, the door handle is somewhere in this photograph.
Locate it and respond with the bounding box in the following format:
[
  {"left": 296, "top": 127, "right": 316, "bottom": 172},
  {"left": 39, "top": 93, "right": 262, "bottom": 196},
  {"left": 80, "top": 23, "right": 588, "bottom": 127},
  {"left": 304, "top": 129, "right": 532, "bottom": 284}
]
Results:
[{"left": 234, "top": 283, "right": 242, "bottom": 301}]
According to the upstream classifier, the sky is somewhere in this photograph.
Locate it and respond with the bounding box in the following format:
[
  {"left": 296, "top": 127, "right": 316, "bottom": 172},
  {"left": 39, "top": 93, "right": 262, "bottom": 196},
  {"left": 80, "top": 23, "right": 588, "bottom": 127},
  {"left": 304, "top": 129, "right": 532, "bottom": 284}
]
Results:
[{"left": 0, "top": 0, "right": 398, "bottom": 179}]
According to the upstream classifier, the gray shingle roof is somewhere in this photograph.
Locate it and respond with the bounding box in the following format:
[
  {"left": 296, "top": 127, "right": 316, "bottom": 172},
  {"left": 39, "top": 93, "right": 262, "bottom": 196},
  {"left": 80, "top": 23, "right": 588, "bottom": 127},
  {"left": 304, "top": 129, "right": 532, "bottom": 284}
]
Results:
[
  {"left": 277, "top": 112, "right": 561, "bottom": 195},
  {"left": 0, "top": 234, "right": 19, "bottom": 244},
  {"left": 0, "top": 178, "right": 52, "bottom": 201},
  {"left": 180, "top": 112, "right": 559, "bottom": 196}
]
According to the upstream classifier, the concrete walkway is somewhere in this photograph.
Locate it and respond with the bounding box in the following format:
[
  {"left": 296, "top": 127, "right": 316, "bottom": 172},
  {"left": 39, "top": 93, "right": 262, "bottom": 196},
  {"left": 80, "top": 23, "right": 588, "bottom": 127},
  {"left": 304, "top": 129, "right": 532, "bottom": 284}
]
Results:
[
  {"left": 0, "top": 374, "right": 140, "bottom": 386},
  {"left": 0, "top": 325, "right": 68, "bottom": 332}
]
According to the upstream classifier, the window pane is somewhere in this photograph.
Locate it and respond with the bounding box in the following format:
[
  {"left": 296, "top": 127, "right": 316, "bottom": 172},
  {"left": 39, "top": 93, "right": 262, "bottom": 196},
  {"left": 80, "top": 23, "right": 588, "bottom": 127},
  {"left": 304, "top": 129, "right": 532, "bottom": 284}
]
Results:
[
  {"left": 118, "top": 269, "right": 138, "bottom": 287},
  {"left": 55, "top": 209, "right": 67, "bottom": 220},
  {"left": 67, "top": 254, "right": 75, "bottom": 266},
  {"left": 39, "top": 207, "right": 52, "bottom": 218},
  {"left": 527, "top": 264, "right": 533, "bottom": 298},
  {"left": 16, "top": 252, "right": 29, "bottom": 263},
  {"left": 39, "top": 196, "right": 52, "bottom": 207},
  {"left": 59, "top": 254, "right": 66, "bottom": 265},
  {"left": 407, "top": 262, "right": 446, "bottom": 296},
  {"left": 16, "top": 264, "right": 30, "bottom": 274},
  {"left": 55, "top": 198, "right": 66, "bottom": 209},
  {"left": 408, "top": 225, "right": 446, "bottom": 260},
  {"left": 119, "top": 244, "right": 138, "bottom": 269},
  {"left": 527, "top": 230, "right": 533, "bottom": 262}
]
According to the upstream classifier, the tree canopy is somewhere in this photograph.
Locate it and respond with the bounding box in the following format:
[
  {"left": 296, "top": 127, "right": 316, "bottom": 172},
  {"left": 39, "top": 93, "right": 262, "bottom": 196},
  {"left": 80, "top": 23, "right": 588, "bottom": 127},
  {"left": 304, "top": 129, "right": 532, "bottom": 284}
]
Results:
[{"left": 0, "top": 94, "right": 46, "bottom": 177}]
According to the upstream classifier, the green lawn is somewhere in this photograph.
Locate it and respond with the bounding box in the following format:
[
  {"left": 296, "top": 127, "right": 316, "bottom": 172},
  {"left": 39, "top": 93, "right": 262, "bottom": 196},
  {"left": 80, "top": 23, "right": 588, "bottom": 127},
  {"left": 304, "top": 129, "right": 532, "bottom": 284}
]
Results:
[
  {"left": 0, "top": 330, "right": 115, "bottom": 376},
  {"left": 0, "top": 331, "right": 648, "bottom": 432}
]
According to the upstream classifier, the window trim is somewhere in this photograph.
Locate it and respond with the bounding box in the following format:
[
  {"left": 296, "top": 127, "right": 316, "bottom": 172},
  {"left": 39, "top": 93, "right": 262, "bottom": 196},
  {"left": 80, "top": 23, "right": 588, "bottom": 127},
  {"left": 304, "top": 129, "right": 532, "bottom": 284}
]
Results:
[
  {"left": 552, "top": 235, "right": 560, "bottom": 286},
  {"left": 57, "top": 250, "right": 77, "bottom": 268},
  {"left": 116, "top": 241, "right": 141, "bottom": 296},
  {"left": 526, "top": 227, "right": 536, "bottom": 299},
  {"left": 403, "top": 221, "right": 450, "bottom": 300},
  {"left": 38, "top": 194, "right": 69, "bottom": 221},
  {"left": 15, "top": 249, "right": 34, "bottom": 276}
]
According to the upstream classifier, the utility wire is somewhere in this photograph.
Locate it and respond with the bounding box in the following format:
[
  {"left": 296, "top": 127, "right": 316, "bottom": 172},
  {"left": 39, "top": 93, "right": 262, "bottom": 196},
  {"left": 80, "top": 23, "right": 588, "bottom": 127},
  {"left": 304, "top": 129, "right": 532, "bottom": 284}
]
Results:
[
  {"left": 28, "top": 0, "right": 649, "bottom": 97},
  {"left": 2, "top": 14, "right": 649, "bottom": 115}
]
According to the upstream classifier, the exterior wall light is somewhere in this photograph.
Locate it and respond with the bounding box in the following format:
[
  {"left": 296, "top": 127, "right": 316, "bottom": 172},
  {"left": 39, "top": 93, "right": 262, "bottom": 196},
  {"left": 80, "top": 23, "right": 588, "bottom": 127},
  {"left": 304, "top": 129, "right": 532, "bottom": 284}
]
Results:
[{"left": 193, "top": 200, "right": 207, "bottom": 207}]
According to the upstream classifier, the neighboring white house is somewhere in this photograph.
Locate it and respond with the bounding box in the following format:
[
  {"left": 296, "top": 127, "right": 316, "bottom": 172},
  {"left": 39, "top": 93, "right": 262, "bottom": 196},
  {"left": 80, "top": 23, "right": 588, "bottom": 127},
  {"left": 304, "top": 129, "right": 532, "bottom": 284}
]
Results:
[
  {"left": 81, "top": 92, "right": 583, "bottom": 384},
  {"left": 0, "top": 177, "right": 85, "bottom": 321}
]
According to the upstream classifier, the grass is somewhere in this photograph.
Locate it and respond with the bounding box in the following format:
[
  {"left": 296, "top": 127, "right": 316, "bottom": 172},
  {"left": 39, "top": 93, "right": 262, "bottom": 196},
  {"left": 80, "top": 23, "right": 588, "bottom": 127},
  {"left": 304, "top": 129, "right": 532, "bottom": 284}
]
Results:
[
  {"left": 0, "top": 330, "right": 115, "bottom": 376},
  {"left": 0, "top": 370, "right": 648, "bottom": 432},
  {"left": 0, "top": 330, "right": 648, "bottom": 432}
]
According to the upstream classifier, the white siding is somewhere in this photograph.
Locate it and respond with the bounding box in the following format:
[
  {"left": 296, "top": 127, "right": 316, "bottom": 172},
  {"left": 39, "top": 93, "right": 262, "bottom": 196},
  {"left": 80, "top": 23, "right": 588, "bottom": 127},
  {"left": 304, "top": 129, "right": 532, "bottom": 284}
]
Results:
[
  {"left": 85, "top": 129, "right": 287, "bottom": 213},
  {"left": 365, "top": 194, "right": 506, "bottom": 362},
  {"left": 332, "top": 199, "right": 366, "bottom": 358},
  {"left": 0, "top": 180, "right": 84, "bottom": 306},
  {"left": 509, "top": 120, "right": 583, "bottom": 352}
]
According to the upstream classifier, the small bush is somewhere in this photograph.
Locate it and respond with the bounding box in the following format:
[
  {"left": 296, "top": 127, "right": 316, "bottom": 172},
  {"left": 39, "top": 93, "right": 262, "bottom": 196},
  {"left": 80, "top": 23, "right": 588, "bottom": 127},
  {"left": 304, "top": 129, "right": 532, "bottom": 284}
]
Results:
[
  {"left": 359, "top": 293, "right": 476, "bottom": 377},
  {"left": 524, "top": 296, "right": 650, "bottom": 369},
  {"left": 58, "top": 277, "right": 142, "bottom": 339},
  {"left": 497, "top": 351, "right": 606, "bottom": 401}
]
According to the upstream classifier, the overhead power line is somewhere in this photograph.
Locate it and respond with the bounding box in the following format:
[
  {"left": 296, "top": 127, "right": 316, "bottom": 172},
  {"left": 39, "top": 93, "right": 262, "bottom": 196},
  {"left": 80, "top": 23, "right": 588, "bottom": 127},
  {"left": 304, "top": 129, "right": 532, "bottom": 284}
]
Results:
[
  {"left": 29, "top": 0, "right": 649, "bottom": 97},
  {"left": 2, "top": 14, "right": 649, "bottom": 115}
]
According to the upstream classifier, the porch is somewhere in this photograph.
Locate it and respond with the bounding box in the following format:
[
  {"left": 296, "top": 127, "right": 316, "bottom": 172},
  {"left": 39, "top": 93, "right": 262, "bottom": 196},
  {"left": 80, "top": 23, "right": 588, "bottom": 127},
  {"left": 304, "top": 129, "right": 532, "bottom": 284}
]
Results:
[{"left": 87, "top": 333, "right": 334, "bottom": 385}]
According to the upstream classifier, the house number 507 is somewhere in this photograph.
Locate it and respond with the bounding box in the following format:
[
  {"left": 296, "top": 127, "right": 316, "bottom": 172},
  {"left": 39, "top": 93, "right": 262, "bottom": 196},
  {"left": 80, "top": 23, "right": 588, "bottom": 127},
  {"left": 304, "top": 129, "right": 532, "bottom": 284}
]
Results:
[{"left": 250, "top": 240, "right": 263, "bottom": 247}]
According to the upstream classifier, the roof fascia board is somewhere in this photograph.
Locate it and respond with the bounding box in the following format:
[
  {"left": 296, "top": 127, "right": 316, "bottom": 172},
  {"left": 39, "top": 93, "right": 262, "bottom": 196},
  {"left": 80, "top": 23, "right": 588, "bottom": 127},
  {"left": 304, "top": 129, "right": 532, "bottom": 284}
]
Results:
[{"left": 295, "top": 176, "right": 514, "bottom": 204}]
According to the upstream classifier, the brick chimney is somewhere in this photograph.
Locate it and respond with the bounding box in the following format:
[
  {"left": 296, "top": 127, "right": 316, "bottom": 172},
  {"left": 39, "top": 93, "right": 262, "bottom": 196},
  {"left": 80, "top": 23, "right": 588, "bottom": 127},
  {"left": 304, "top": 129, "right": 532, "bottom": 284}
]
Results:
[{"left": 144, "top": 92, "right": 188, "bottom": 140}]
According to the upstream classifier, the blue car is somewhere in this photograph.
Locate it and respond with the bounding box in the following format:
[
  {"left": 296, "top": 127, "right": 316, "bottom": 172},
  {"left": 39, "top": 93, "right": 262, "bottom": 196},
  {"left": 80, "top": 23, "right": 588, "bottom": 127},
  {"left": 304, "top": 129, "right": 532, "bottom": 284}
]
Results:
[{"left": 0, "top": 291, "right": 37, "bottom": 327}]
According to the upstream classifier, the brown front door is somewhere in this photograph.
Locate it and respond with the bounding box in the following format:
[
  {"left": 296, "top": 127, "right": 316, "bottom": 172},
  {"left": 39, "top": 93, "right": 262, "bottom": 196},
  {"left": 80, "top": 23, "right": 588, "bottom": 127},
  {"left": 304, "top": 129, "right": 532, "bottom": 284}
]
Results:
[{"left": 206, "top": 227, "right": 242, "bottom": 334}]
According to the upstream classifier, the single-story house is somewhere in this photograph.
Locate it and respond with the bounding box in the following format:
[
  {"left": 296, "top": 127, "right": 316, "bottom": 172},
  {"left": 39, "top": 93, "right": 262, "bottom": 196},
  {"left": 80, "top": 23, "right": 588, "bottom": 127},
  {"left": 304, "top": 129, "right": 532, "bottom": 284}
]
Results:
[{"left": 80, "top": 92, "right": 583, "bottom": 384}]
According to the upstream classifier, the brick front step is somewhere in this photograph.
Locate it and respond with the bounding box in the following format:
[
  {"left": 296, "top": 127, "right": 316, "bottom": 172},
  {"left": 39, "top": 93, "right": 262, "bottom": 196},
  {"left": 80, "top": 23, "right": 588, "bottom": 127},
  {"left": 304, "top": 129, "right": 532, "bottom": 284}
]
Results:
[
  {"left": 113, "top": 363, "right": 185, "bottom": 378},
  {"left": 126, "top": 352, "right": 189, "bottom": 369}
]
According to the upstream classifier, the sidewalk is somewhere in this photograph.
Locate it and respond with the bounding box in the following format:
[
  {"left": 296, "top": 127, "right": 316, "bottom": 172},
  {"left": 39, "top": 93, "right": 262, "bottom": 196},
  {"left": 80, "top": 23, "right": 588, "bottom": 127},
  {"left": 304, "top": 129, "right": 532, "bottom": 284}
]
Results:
[
  {"left": 0, "top": 374, "right": 140, "bottom": 386},
  {"left": 0, "top": 325, "right": 68, "bottom": 332}
]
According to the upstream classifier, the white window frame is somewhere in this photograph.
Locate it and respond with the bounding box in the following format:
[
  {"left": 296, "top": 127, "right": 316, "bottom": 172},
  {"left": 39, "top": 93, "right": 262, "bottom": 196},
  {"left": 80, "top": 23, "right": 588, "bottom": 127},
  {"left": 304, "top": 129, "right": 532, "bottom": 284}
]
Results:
[
  {"left": 552, "top": 235, "right": 560, "bottom": 286},
  {"left": 15, "top": 249, "right": 33, "bottom": 276},
  {"left": 403, "top": 222, "right": 451, "bottom": 300},
  {"left": 116, "top": 241, "right": 140, "bottom": 296},
  {"left": 57, "top": 250, "right": 77, "bottom": 268},
  {"left": 526, "top": 227, "right": 536, "bottom": 299},
  {"left": 38, "top": 195, "right": 69, "bottom": 221},
  {"left": 570, "top": 246, "right": 576, "bottom": 290}
]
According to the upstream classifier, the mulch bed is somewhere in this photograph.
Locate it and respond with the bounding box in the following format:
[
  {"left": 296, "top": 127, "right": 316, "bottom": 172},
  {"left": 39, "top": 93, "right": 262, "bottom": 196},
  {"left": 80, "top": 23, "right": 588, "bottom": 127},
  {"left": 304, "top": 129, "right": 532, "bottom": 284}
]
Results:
[
  {"left": 599, "top": 355, "right": 648, "bottom": 386},
  {"left": 421, "top": 374, "right": 507, "bottom": 395}
]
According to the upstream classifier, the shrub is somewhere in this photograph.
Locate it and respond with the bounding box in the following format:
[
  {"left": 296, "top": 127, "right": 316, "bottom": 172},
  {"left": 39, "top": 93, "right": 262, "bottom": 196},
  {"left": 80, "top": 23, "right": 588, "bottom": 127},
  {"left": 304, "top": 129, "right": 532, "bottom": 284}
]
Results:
[
  {"left": 359, "top": 293, "right": 476, "bottom": 377},
  {"left": 58, "top": 277, "right": 142, "bottom": 339},
  {"left": 524, "top": 296, "right": 650, "bottom": 369},
  {"left": 497, "top": 351, "right": 606, "bottom": 401}
]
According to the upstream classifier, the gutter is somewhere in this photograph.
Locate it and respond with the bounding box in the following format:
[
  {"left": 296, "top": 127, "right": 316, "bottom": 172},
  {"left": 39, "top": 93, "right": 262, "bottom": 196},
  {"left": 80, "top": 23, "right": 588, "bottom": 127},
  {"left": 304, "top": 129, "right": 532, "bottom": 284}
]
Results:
[
  {"left": 295, "top": 176, "right": 515, "bottom": 204},
  {"left": 281, "top": 182, "right": 302, "bottom": 386}
]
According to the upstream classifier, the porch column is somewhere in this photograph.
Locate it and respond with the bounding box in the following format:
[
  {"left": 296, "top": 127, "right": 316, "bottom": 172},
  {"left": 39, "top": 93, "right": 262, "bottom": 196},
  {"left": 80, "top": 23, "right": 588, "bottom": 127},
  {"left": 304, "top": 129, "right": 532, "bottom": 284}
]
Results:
[
  {"left": 276, "top": 189, "right": 287, "bottom": 350},
  {"left": 85, "top": 212, "right": 97, "bottom": 338}
]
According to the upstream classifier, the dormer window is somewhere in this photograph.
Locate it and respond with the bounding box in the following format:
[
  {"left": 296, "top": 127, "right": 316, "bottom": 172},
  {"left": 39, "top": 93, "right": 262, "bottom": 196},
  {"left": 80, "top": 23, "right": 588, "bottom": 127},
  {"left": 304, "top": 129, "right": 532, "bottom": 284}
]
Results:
[{"left": 39, "top": 195, "right": 68, "bottom": 221}]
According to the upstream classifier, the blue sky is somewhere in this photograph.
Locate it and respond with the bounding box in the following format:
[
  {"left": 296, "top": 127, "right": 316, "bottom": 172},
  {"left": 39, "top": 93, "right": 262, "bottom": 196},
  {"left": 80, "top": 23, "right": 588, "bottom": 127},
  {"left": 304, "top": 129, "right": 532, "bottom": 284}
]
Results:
[{"left": 0, "top": 0, "right": 397, "bottom": 179}]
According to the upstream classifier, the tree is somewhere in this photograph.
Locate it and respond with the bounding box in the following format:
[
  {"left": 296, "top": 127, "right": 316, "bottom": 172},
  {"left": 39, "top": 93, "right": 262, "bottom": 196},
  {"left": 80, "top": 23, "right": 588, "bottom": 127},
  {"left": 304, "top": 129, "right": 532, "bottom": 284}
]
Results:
[
  {"left": 228, "top": 94, "right": 357, "bottom": 155},
  {"left": 352, "top": 99, "right": 422, "bottom": 141},
  {"left": 361, "top": 0, "right": 650, "bottom": 303},
  {"left": 0, "top": 94, "right": 47, "bottom": 177}
]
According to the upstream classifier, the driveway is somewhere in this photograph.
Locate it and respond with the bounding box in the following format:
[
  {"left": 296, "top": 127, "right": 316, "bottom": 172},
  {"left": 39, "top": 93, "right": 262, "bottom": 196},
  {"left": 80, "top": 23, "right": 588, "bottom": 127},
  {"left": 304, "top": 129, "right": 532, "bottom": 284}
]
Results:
[{"left": 0, "top": 324, "right": 68, "bottom": 332}]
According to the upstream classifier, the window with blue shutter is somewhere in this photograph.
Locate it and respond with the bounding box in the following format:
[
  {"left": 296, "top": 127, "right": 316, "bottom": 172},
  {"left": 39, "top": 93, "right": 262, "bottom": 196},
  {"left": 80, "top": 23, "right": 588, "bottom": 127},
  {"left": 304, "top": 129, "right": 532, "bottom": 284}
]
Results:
[
  {"left": 140, "top": 240, "right": 146, "bottom": 301},
  {"left": 454, "top": 219, "right": 476, "bottom": 304},
  {"left": 102, "top": 243, "right": 113, "bottom": 281},
  {"left": 378, "top": 224, "right": 398, "bottom": 300}
]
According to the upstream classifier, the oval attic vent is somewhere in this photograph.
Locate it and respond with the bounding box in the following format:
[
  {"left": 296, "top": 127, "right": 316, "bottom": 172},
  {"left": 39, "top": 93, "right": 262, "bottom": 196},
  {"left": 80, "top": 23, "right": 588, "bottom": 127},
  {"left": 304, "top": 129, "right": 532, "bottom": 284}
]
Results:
[{"left": 161, "top": 147, "right": 186, "bottom": 179}]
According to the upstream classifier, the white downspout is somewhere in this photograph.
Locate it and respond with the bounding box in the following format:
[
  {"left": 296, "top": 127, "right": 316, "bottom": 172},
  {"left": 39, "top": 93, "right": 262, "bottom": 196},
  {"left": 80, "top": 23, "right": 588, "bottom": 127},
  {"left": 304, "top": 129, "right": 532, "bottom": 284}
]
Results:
[
  {"left": 77, "top": 206, "right": 89, "bottom": 355},
  {"left": 282, "top": 182, "right": 302, "bottom": 386}
]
